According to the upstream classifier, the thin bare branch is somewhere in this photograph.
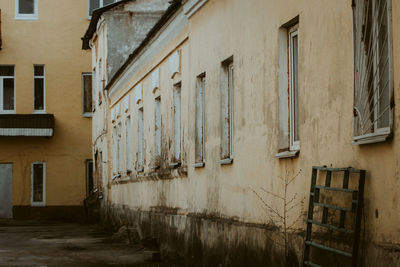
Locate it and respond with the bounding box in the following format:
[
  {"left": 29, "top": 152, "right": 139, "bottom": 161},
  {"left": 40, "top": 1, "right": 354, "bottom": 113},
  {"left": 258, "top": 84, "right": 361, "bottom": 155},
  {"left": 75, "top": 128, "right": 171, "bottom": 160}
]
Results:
[
  {"left": 286, "top": 201, "right": 304, "bottom": 213},
  {"left": 287, "top": 216, "right": 304, "bottom": 231},
  {"left": 287, "top": 169, "right": 302, "bottom": 185},
  {"left": 252, "top": 188, "right": 285, "bottom": 220},
  {"left": 286, "top": 193, "right": 298, "bottom": 207},
  {"left": 261, "top": 187, "right": 285, "bottom": 200}
]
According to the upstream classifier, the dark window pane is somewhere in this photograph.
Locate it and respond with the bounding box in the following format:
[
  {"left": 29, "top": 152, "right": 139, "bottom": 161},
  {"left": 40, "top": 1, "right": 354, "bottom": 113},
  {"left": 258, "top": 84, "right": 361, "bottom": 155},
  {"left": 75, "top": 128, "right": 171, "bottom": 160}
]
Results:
[
  {"left": 33, "top": 164, "right": 44, "bottom": 202},
  {"left": 3, "top": 79, "right": 14, "bottom": 110},
  {"left": 87, "top": 160, "right": 94, "bottom": 193},
  {"left": 34, "top": 66, "right": 44, "bottom": 76},
  {"left": 292, "top": 35, "right": 299, "bottom": 141},
  {"left": 103, "top": 0, "right": 115, "bottom": 6},
  {"left": 0, "top": 66, "right": 14, "bottom": 76},
  {"left": 19, "top": 0, "right": 34, "bottom": 14},
  {"left": 89, "top": 0, "right": 100, "bottom": 16},
  {"left": 83, "top": 74, "right": 92, "bottom": 113},
  {"left": 34, "top": 78, "right": 44, "bottom": 110}
]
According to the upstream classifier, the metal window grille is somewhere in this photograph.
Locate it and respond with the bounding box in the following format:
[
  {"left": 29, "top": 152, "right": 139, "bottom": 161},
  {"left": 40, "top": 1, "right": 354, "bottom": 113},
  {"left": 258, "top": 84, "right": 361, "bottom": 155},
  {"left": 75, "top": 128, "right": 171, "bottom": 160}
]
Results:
[{"left": 353, "top": 0, "right": 393, "bottom": 141}]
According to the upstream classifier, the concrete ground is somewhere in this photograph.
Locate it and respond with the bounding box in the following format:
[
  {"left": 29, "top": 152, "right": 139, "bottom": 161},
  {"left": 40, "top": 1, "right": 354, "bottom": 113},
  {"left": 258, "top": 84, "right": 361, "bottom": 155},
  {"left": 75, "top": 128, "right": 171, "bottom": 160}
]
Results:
[{"left": 0, "top": 220, "right": 159, "bottom": 267}]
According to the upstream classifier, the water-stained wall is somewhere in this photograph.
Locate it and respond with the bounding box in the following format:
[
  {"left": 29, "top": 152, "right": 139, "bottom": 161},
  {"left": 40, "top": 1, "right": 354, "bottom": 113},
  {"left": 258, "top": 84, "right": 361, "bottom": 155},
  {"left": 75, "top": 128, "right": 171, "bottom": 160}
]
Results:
[{"left": 93, "top": 0, "right": 400, "bottom": 265}]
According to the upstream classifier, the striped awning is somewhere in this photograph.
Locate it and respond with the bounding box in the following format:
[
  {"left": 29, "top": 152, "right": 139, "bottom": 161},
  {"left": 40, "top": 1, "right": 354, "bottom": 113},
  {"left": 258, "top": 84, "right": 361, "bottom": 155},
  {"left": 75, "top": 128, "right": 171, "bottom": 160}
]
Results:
[{"left": 0, "top": 114, "right": 54, "bottom": 137}]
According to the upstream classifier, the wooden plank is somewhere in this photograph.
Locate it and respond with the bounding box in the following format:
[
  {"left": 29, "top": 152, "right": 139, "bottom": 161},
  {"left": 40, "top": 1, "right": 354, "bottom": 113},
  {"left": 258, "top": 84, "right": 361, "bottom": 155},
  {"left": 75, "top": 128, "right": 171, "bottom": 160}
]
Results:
[
  {"left": 303, "top": 168, "right": 318, "bottom": 264},
  {"left": 315, "top": 202, "right": 352, "bottom": 212},
  {"left": 304, "top": 261, "right": 322, "bottom": 267},
  {"left": 308, "top": 219, "right": 353, "bottom": 234},
  {"left": 322, "top": 171, "right": 332, "bottom": 224},
  {"left": 352, "top": 170, "right": 365, "bottom": 267},
  {"left": 312, "top": 166, "right": 361, "bottom": 173},
  {"left": 314, "top": 185, "right": 357, "bottom": 193},
  {"left": 305, "top": 241, "right": 352, "bottom": 258}
]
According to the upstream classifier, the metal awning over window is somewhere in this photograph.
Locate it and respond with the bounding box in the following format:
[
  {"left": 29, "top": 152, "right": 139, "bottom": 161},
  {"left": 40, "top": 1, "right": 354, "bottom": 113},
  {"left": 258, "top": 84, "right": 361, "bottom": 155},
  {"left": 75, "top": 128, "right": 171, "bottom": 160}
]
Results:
[{"left": 0, "top": 114, "right": 54, "bottom": 137}]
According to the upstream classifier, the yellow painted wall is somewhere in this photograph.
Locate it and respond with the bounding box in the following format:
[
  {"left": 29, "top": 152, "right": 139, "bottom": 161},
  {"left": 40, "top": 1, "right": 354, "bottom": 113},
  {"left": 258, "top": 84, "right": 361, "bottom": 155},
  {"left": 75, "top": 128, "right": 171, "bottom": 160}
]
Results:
[{"left": 0, "top": 0, "right": 92, "bottom": 207}]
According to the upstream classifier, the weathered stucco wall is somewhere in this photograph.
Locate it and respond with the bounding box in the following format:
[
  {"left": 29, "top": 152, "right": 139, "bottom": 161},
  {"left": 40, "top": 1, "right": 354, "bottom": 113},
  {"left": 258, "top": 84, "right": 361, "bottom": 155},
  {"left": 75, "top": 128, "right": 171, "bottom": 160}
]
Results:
[
  {"left": 0, "top": 0, "right": 92, "bottom": 216},
  {"left": 104, "top": 0, "right": 170, "bottom": 81},
  {"left": 95, "top": 0, "right": 400, "bottom": 265}
]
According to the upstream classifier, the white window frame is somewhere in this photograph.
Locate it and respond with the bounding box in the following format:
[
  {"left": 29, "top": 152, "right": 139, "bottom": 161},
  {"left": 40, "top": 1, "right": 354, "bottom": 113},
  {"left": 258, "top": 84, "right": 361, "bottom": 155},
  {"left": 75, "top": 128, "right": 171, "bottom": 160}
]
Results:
[
  {"left": 82, "top": 72, "right": 92, "bottom": 117},
  {"left": 30, "top": 162, "right": 46, "bottom": 207},
  {"left": 112, "top": 126, "right": 117, "bottom": 174},
  {"left": 117, "top": 122, "right": 122, "bottom": 173},
  {"left": 173, "top": 83, "right": 182, "bottom": 163},
  {"left": 33, "top": 65, "right": 45, "bottom": 114},
  {"left": 219, "top": 57, "right": 234, "bottom": 165},
  {"left": 15, "top": 0, "right": 38, "bottom": 20},
  {"left": 87, "top": 0, "right": 116, "bottom": 19},
  {"left": 137, "top": 107, "right": 144, "bottom": 172},
  {"left": 154, "top": 96, "right": 162, "bottom": 167},
  {"left": 288, "top": 25, "right": 300, "bottom": 151},
  {"left": 0, "top": 65, "right": 16, "bottom": 114},
  {"left": 92, "top": 67, "right": 96, "bottom": 112},
  {"left": 352, "top": 0, "right": 393, "bottom": 144},
  {"left": 194, "top": 73, "right": 205, "bottom": 167},
  {"left": 126, "top": 116, "right": 132, "bottom": 172}
]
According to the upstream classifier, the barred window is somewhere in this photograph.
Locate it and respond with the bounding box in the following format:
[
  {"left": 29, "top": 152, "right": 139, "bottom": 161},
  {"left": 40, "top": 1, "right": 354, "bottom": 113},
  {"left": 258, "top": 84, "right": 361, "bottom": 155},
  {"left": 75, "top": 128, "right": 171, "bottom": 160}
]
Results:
[{"left": 353, "top": 0, "right": 393, "bottom": 144}]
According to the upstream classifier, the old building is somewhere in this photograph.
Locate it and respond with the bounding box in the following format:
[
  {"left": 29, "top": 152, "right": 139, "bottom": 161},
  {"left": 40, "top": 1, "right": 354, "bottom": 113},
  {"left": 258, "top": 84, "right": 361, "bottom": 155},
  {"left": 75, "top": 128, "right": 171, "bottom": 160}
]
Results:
[
  {"left": 85, "top": 0, "right": 400, "bottom": 265},
  {"left": 0, "top": 0, "right": 94, "bottom": 220},
  {"left": 82, "top": 0, "right": 171, "bottom": 221}
]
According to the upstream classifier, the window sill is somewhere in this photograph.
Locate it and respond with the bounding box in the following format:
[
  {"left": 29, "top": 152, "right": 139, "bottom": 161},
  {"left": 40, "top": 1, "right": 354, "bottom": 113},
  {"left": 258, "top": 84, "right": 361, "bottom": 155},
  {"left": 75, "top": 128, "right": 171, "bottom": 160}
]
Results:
[
  {"left": 169, "top": 162, "right": 181, "bottom": 169},
  {"left": 352, "top": 132, "right": 392, "bottom": 145},
  {"left": 193, "top": 162, "right": 205, "bottom": 168},
  {"left": 33, "top": 110, "right": 46, "bottom": 114},
  {"left": 31, "top": 202, "right": 45, "bottom": 207},
  {"left": 111, "top": 173, "right": 121, "bottom": 180},
  {"left": 15, "top": 15, "right": 38, "bottom": 20},
  {"left": 218, "top": 158, "right": 233, "bottom": 165},
  {"left": 82, "top": 112, "right": 92, "bottom": 118},
  {"left": 275, "top": 150, "right": 299, "bottom": 159}
]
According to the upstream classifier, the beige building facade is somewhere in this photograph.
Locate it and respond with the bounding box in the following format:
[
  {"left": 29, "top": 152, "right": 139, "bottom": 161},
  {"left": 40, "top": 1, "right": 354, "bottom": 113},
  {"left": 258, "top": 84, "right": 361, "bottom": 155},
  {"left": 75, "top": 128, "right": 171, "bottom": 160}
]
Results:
[
  {"left": 88, "top": 0, "right": 400, "bottom": 265},
  {"left": 0, "top": 0, "right": 93, "bottom": 219}
]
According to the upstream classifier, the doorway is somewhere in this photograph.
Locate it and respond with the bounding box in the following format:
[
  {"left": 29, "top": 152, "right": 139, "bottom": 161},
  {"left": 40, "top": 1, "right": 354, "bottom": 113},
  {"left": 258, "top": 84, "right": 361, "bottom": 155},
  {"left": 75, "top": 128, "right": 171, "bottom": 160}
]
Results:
[{"left": 0, "top": 163, "right": 12, "bottom": 218}]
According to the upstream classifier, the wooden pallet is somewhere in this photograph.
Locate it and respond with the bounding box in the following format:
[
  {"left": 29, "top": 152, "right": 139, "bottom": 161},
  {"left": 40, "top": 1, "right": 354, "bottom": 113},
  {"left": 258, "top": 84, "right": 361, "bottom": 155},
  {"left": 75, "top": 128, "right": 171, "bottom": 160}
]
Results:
[{"left": 303, "top": 166, "right": 365, "bottom": 267}]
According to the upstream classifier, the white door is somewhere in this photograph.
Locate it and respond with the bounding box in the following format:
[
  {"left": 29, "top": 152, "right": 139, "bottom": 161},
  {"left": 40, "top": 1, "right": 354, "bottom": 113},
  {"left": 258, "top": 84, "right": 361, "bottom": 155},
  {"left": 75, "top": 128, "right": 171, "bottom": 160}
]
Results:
[{"left": 0, "top": 164, "right": 12, "bottom": 218}]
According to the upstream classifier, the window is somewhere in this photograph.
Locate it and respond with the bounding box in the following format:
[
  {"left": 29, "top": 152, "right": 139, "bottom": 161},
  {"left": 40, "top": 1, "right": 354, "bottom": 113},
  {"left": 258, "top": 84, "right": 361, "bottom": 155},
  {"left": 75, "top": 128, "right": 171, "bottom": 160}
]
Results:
[
  {"left": 289, "top": 25, "right": 299, "bottom": 151},
  {"left": 31, "top": 162, "right": 45, "bottom": 206},
  {"left": 194, "top": 73, "right": 205, "bottom": 167},
  {"left": 112, "top": 126, "right": 117, "bottom": 174},
  {"left": 88, "top": 0, "right": 116, "bottom": 17},
  {"left": 126, "top": 116, "right": 132, "bottom": 172},
  {"left": 117, "top": 122, "right": 122, "bottom": 173},
  {"left": 276, "top": 18, "right": 300, "bottom": 158},
  {"left": 92, "top": 68, "right": 96, "bottom": 112},
  {"left": 34, "top": 65, "right": 45, "bottom": 113},
  {"left": 0, "top": 66, "right": 15, "bottom": 114},
  {"left": 219, "top": 57, "right": 233, "bottom": 164},
  {"left": 173, "top": 83, "right": 182, "bottom": 163},
  {"left": 82, "top": 73, "right": 92, "bottom": 117},
  {"left": 353, "top": 0, "right": 393, "bottom": 144},
  {"left": 15, "top": 0, "right": 38, "bottom": 20},
  {"left": 138, "top": 108, "right": 144, "bottom": 172},
  {"left": 154, "top": 97, "right": 161, "bottom": 167},
  {"left": 86, "top": 159, "right": 94, "bottom": 195}
]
